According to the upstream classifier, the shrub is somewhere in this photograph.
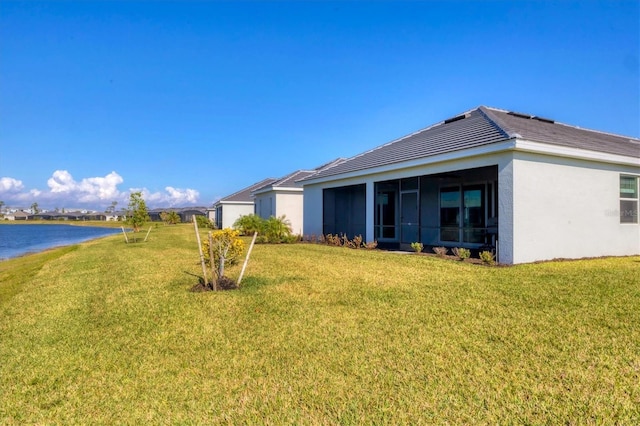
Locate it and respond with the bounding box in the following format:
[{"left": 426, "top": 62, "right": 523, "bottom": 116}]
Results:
[
  {"left": 233, "top": 214, "right": 295, "bottom": 243},
  {"left": 410, "top": 242, "right": 424, "bottom": 253},
  {"left": 364, "top": 240, "right": 378, "bottom": 250},
  {"left": 325, "top": 234, "right": 341, "bottom": 246},
  {"left": 479, "top": 250, "right": 496, "bottom": 265},
  {"left": 202, "top": 229, "right": 245, "bottom": 276},
  {"left": 262, "top": 215, "right": 293, "bottom": 243},
  {"left": 452, "top": 247, "right": 471, "bottom": 261},
  {"left": 196, "top": 215, "right": 214, "bottom": 229},
  {"left": 433, "top": 246, "right": 448, "bottom": 257},
  {"left": 233, "top": 214, "right": 264, "bottom": 236},
  {"left": 318, "top": 234, "right": 375, "bottom": 250},
  {"left": 160, "top": 211, "right": 181, "bottom": 225}
]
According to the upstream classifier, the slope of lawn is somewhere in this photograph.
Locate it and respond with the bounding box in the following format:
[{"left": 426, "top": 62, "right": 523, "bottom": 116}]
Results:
[{"left": 0, "top": 224, "right": 638, "bottom": 424}]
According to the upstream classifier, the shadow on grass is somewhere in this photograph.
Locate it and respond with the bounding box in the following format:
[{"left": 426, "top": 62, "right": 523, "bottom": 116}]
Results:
[
  {"left": 178, "top": 271, "right": 273, "bottom": 293},
  {"left": 235, "top": 276, "right": 273, "bottom": 292}
]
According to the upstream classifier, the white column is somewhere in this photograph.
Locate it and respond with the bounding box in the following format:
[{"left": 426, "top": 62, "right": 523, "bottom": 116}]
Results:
[{"left": 366, "top": 180, "right": 375, "bottom": 243}]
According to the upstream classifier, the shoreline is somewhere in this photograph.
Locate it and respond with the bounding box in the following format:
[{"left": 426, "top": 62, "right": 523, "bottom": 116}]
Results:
[
  {"left": 0, "top": 220, "right": 124, "bottom": 229},
  {"left": 0, "top": 223, "right": 126, "bottom": 262}
]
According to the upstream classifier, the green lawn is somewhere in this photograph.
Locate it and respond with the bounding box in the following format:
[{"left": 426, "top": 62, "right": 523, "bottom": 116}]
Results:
[{"left": 1, "top": 224, "right": 638, "bottom": 424}]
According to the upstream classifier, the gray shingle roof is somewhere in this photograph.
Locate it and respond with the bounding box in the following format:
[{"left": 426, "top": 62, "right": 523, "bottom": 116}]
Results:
[
  {"left": 305, "top": 106, "right": 639, "bottom": 181},
  {"left": 256, "top": 158, "right": 347, "bottom": 191},
  {"left": 218, "top": 178, "right": 277, "bottom": 203},
  {"left": 482, "top": 107, "right": 639, "bottom": 157}
]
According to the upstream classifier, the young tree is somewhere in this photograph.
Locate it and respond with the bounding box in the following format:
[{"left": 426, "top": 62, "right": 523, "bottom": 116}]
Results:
[
  {"left": 31, "top": 202, "right": 39, "bottom": 214},
  {"left": 126, "top": 191, "right": 150, "bottom": 232}
]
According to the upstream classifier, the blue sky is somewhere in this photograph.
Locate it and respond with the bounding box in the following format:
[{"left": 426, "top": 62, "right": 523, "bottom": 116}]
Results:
[{"left": 1, "top": 1, "right": 638, "bottom": 211}]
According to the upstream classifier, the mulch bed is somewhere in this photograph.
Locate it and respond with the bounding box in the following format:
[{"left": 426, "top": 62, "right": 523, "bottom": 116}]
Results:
[{"left": 190, "top": 276, "right": 238, "bottom": 292}]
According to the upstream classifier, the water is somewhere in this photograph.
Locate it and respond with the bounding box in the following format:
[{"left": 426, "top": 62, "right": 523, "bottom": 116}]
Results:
[{"left": 0, "top": 224, "right": 122, "bottom": 261}]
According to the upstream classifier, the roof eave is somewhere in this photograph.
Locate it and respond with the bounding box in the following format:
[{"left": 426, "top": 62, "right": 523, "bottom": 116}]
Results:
[
  {"left": 513, "top": 139, "right": 640, "bottom": 166},
  {"left": 302, "top": 139, "right": 517, "bottom": 186}
]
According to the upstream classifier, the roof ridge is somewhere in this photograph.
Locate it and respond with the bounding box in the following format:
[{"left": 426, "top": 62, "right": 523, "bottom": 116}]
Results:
[
  {"left": 220, "top": 177, "right": 277, "bottom": 201},
  {"left": 483, "top": 106, "right": 640, "bottom": 142},
  {"left": 478, "top": 106, "right": 516, "bottom": 139}
]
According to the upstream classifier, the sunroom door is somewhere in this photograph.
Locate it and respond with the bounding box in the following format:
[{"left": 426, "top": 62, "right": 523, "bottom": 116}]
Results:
[
  {"left": 400, "top": 191, "right": 419, "bottom": 244},
  {"left": 375, "top": 182, "right": 398, "bottom": 241}
]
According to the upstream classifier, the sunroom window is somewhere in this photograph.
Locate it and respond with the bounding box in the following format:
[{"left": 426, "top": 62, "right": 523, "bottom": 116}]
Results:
[{"left": 620, "top": 175, "right": 639, "bottom": 224}]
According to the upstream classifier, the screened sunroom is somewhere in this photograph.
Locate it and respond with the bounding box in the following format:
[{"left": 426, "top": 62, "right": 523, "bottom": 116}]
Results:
[{"left": 322, "top": 165, "right": 498, "bottom": 251}]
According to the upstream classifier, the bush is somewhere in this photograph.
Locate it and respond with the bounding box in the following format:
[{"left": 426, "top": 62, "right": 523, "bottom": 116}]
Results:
[
  {"left": 452, "top": 247, "right": 471, "bottom": 261},
  {"left": 410, "top": 242, "right": 423, "bottom": 253},
  {"left": 479, "top": 250, "right": 496, "bottom": 265},
  {"left": 196, "top": 215, "right": 214, "bottom": 229},
  {"left": 160, "top": 211, "right": 181, "bottom": 225},
  {"left": 202, "top": 229, "right": 245, "bottom": 274},
  {"left": 234, "top": 214, "right": 294, "bottom": 243},
  {"left": 262, "top": 215, "right": 293, "bottom": 243},
  {"left": 433, "top": 246, "right": 448, "bottom": 257},
  {"left": 364, "top": 240, "right": 378, "bottom": 250},
  {"left": 233, "top": 214, "right": 263, "bottom": 236},
  {"left": 318, "top": 234, "right": 374, "bottom": 250}
]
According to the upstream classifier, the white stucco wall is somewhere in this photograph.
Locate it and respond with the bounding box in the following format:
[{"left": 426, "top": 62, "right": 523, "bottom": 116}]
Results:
[
  {"left": 303, "top": 184, "right": 324, "bottom": 237},
  {"left": 220, "top": 203, "right": 254, "bottom": 229},
  {"left": 275, "top": 191, "right": 304, "bottom": 235},
  {"left": 510, "top": 151, "right": 640, "bottom": 264}
]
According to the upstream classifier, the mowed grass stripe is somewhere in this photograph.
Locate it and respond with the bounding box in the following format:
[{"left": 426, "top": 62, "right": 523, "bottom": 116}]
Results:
[{"left": 0, "top": 224, "right": 638, "bottom": 423}]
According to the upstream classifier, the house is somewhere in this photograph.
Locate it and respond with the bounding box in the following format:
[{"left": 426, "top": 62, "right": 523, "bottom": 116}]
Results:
[
  {"left": 253, "top": 159, "right": 344, "bottom": 235},
  {"left": 212, "top": 178, "right": 277, "bottom": 229},
  {"left": 148, "top": 207, "right": 207, "bottom": 223},
  {"left": 4, "top": 211, "right": 29, "bottom": 221},
  {"left": 301, "top": 106, "right": 640, "bottom": 264}
]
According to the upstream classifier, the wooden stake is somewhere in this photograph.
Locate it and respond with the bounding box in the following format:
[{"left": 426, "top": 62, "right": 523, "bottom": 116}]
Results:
[
  {"left": 144, "top": 226, "right": 152, "bottom": 242},
  {"left": 193, "top": 216, "right": 208, "bottom": 286},
  {"left": 121, "top": 226, "right": 129, "bottom": 243},
  {"left": 237, "top": 231, "right": 258, "bottom": 287},
  {"left": 208, "top": 232, "right": 217, "bottom": 291}
]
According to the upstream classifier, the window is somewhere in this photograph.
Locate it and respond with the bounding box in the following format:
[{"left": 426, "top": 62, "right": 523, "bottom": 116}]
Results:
[
  {"left": 440, "top": 187, "right": 460, "bottom": 242},
  {"left": 620, "top": 175, "right": 638, "bottom": 224},
  {"left": 440, "top": 185, "right": 486, "bottom": 243}
]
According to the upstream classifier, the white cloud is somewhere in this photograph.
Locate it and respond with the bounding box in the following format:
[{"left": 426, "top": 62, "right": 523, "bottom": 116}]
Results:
[
  {"left": 0, "top": 177, "right": 24, "bottom": 193},
  {"left": 134, "top": 186, "right": 201, "bottom": 207},
  {"left": 0, "top": 170, "right": 200, "bottom": 209},
  {"left": 47, "top": 170, "right": 124, "bottom": 203}
]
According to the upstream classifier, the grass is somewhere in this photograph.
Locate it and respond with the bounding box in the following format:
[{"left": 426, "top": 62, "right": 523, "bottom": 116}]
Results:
[{"left": 0, "top": 223, "right": 639, "bottom": 424}]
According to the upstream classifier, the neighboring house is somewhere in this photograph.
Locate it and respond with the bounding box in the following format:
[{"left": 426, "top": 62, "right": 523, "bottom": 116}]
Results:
[
  {"left": 205, "top": 207, "right": 216, "bottom": 224},
  {"left": 301, "top": 106, "right": 640, "bottom": 264},
  {"left": 4, "top": 211, "right": 29, "bottom": 221},
  {"left": 148, "top": 207, "right": 207, "bottom": 223},
  {"left": 213, "top": 178, "right": 277, "bottom": 229},
  {"left": 253, "top": 159, "right": 344, "bottom": 235},
  {"left": 178, "top": 208, "right": 207, "bottom": 223}
]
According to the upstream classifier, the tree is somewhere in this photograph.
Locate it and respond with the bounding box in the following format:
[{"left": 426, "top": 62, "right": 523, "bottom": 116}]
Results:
[
  {"left": 160, "top": 210, "right": 181, "bottom": 225},
  {"left": 202, "top": 228, "right": 245, "bottom": 285},
  {"left": 126, "top": 191, "right": 150, "bottom": 232},
  {"left": 31, "top": 202, "right": 39, "bottom": 214},
  {"left": 106, "top": 201, "right": 118, "bottom": 214}
]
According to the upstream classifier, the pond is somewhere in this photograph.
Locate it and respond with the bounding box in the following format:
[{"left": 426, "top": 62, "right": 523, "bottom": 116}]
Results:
[{"left": 0, "top": 224, "right": 122, "bottom": 260}]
